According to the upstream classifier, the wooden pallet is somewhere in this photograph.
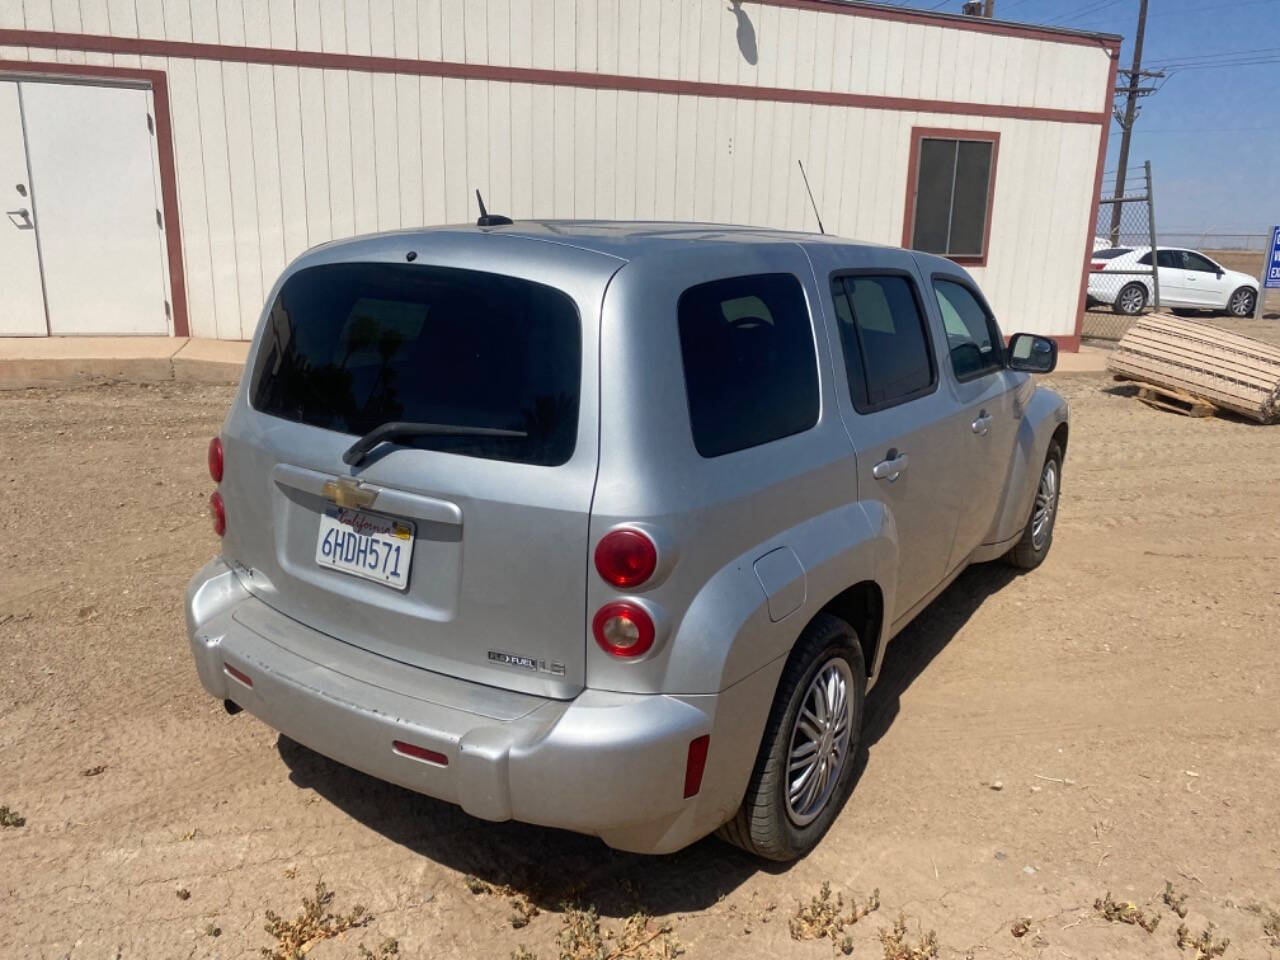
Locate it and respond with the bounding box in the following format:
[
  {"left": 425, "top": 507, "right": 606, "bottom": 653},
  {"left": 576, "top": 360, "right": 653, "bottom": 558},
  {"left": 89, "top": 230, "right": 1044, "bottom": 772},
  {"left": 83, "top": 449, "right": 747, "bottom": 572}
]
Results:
[{"left": 1124, "top": 379, "right": 1218, "bottom": 419}]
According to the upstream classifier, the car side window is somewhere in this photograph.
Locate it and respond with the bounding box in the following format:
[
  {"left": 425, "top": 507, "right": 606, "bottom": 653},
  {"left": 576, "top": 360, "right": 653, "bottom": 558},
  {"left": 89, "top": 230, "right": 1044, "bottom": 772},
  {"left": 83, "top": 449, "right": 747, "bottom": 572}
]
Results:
[
  {"left": 677, "top": 273, "right": 820, "bottom": 458},
  {"left": 1155, "top": 250, "right": 1181, "bottom": 269},
  {"left": 1183, "top": 252, "right": 1218, "bottom": 273},
  {"left": 933, "top": 278, "right": 1005, "bottom": 380},
  {"left": 1137, "top": 252, "right": 1153, "bottom": 266},
  {"left": 829, "top": 274, "right": 935, "bottom": 411}
]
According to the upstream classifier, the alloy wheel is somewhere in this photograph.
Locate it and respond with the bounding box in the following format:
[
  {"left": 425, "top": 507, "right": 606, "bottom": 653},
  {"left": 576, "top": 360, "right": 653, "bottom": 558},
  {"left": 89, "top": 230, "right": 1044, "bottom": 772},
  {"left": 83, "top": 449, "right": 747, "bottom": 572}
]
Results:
[
  {"left": 1032, "top": 460, "right": 1058, "bottom": 550},
  {"left": 785, "top": 658, "right": 855, "bottom": 826},
  {"left": 1229, "top": 289, "right": 1256, "bottom": 317}
]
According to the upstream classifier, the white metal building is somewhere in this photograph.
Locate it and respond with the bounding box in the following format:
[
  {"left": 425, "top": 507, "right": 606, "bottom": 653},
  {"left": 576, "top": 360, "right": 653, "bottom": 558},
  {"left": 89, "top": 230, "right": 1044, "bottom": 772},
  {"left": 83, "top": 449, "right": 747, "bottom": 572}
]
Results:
[{"left": 0, "top": 0, "right": 1118, "bottom": 349}]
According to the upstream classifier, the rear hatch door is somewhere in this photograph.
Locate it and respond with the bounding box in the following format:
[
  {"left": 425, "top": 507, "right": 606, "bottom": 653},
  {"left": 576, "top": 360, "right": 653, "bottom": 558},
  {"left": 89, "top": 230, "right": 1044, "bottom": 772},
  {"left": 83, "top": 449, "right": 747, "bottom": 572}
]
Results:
[{"left": 217, "top": 232, "right": 618, "bottom": 698}]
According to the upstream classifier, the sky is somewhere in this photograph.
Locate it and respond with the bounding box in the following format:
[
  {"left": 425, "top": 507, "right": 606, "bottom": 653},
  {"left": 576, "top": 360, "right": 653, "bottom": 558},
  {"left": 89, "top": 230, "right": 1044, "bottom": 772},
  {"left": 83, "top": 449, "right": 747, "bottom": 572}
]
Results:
[{"left": 885, "top": 0, "right": 1280, "bottom": 243}]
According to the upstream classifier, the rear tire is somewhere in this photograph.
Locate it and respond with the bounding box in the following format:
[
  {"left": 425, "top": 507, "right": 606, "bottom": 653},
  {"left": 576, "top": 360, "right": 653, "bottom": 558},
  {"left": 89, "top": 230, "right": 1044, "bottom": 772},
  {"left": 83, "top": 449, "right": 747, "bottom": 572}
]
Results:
[
  {"left": 1114, "top": 282, "right": 1148, "bottom": 316},
  {"left": 1006, "top": 441, "right": 1063, "bottom": 571},
  {"left": 718, "top": 614, "right": 866, "bottom": 861},
  {"left": 1227, "top": 287, "right": 1257, "bottom": 318}
]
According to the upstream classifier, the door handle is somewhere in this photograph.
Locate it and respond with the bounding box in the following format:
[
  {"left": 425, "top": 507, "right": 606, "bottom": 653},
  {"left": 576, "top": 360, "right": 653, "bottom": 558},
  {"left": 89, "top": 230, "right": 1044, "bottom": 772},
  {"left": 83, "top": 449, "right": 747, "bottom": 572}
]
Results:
[
  {"left": 971, "top": 411, "right": 992, "bottom": 436},
  {"left": 872, "top": 451, "right": 909, "bottom": 482},
  {"left": 6, "top": 208, "right": 33, "bottom": 229}
]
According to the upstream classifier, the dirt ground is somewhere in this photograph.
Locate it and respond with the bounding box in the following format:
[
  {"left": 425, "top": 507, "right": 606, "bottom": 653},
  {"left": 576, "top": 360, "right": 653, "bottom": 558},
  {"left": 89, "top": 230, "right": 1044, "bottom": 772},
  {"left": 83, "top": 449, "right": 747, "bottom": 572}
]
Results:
[{"left": 2, "top": 360, "right": 1279, "bottom": 959}]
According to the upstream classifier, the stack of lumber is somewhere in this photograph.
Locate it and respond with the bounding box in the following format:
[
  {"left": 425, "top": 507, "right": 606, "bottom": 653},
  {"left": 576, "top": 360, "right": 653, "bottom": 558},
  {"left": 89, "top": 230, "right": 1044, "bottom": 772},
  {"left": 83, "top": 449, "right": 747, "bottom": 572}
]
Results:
[{"left": 1106, "top": 313, "right": 1280, "bottom": 424}]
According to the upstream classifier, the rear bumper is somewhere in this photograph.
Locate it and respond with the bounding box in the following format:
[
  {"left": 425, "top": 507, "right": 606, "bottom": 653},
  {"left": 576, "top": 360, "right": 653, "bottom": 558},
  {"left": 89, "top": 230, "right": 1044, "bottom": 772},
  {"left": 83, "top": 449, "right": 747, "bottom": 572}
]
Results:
[{"left": 185, "top": 559, "right": 777, "bottom": 854}]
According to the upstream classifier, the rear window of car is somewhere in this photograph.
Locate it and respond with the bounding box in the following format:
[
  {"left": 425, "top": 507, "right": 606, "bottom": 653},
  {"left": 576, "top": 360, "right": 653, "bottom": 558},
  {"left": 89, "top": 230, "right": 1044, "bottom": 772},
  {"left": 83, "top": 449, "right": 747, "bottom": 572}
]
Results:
[
  {"left": 677, "top": 273, "right": 819, "bottom": 458},
  {"left": 1093, "top": 248, "right": 1132, "bottom": 260},
  {"left": 250, "top": 262, "right": 581, "bottom": 466}
]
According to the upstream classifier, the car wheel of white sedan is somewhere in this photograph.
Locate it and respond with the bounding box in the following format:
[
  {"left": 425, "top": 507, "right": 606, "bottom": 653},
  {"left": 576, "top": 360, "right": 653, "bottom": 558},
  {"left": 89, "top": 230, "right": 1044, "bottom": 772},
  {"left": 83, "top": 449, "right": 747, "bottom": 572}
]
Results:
[
  {"left": 1227, "top": 287, "right": 1257, "bottom": 318},
  {"left": 1114, "top": 282, "right": 1148, "bottom": 316}
]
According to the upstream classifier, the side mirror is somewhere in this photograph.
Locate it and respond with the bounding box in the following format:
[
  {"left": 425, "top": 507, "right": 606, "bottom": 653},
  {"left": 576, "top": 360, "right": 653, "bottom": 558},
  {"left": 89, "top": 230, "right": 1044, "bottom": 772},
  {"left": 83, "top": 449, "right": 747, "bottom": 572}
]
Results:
[{"left": 1007, "top": 333, "right": 1057, "bottom": 374}]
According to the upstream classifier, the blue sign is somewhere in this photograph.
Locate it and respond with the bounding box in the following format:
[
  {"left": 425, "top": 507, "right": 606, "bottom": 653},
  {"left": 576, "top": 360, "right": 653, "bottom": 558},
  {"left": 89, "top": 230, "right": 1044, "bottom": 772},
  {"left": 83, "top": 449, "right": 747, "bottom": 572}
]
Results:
[{"left": 1267, "top": 225, "right": 1280, "bottom": 290}]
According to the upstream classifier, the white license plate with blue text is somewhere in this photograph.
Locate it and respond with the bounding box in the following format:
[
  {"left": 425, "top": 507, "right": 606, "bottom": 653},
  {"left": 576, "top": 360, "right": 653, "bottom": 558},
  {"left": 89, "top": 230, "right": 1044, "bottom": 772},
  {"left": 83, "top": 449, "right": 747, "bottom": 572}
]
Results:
[{"left": 315, "top": 507, "right": 415, "bottom": 590}]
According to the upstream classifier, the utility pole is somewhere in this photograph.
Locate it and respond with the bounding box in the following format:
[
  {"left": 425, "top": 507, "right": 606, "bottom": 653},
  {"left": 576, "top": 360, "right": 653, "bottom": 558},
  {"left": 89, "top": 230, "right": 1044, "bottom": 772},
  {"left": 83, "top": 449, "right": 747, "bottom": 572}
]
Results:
[{"left": 1109, "top": 0, "right": 1149, "bottom": 245}]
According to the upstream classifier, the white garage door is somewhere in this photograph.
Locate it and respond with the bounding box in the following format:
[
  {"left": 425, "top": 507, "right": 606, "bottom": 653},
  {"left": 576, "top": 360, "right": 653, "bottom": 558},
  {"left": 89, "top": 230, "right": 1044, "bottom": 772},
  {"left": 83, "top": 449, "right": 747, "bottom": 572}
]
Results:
[
  {"left": 0, "top": 79, "right": 169, "bottom": 337},
  {"left": 0, "top": 81, "right": 47, "bottom": 336}
]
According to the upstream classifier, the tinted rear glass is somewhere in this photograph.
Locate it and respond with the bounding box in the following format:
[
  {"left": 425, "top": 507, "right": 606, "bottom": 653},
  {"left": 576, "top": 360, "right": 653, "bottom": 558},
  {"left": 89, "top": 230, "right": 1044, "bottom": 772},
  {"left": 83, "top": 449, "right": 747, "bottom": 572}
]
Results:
[
  {"left": 1093, "top": 248, "right": 1132, "bottom": 260},
  {"left": 250, "top": 262, "right": 581, "bottom": 466},
  {"left": 677, "top": 273, "right": 819, "bottom": 458}
]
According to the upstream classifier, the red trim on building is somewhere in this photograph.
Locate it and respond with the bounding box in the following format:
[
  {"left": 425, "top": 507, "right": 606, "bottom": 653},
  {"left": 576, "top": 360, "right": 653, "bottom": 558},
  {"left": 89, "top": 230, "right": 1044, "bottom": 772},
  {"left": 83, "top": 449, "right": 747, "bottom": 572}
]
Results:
[
  {"left": 753, "top": 0, "right": 1123, "bottom": 51},
  {"left": 1072, "top": 48, "right": 1121, "bottom": 349},
  {"left": 0, "top": 30, "right": 1109, "bottom": 126},
  {"left": 901, "top": 128, "right": 1001, "bottom": 269},
  {"left": 0, "top": 58, "right": 190, "bottom": 338}
]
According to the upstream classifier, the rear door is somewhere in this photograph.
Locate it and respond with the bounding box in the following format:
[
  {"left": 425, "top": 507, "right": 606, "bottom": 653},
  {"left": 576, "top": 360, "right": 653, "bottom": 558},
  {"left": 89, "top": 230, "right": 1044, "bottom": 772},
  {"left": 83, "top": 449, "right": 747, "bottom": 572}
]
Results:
[
  {"left": 812, "top": 246, "right": 963, "bottom": 621},
  {"left": 219, "top": 234, "right": 616, "bottom": 699},
  {"left": 926, "top": 274, "right": 1019, "bottom": 567}
]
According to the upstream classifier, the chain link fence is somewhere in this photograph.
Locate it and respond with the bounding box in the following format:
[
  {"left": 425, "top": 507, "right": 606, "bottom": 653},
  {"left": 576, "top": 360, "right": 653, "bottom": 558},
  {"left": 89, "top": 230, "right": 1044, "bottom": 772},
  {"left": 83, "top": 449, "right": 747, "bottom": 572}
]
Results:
[{"left": 1083, "top": 162, "right": 1159, "bottom": 341}]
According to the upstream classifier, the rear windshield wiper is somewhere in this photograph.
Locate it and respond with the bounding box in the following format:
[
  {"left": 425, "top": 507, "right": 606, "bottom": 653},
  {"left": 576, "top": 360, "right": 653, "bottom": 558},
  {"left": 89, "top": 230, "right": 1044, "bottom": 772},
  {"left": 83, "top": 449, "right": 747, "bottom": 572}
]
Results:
[{"left": 342, "top": 421, "right": 528, "bottom": 465}]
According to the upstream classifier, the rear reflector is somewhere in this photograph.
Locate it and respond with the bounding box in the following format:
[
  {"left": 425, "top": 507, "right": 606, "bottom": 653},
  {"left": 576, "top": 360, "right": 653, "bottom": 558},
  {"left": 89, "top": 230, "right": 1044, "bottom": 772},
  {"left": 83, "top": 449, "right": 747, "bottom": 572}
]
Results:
[
  {"left": 224, "top": 663, "right": 252, "bottom": 688},
  {"left": 210, "top": 490, "right": 226, "bottom": 537},
  {"left": 683, "top": 735, "right": 711, "bottom": 799},
  {"left": 392, "top": 740, "right": 449, "bottom": 766}
]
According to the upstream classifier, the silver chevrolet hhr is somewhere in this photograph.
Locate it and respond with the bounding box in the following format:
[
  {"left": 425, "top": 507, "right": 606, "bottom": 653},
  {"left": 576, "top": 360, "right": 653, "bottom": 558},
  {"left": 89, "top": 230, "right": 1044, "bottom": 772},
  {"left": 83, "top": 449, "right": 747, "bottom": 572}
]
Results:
[{"left": 187, "top": 219, "right": 1067, "bottom": 860}]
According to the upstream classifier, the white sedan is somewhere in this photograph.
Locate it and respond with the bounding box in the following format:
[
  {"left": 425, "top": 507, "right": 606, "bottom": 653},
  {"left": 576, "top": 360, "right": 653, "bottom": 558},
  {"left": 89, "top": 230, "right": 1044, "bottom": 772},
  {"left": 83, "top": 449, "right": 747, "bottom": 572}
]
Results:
[{"left": 1087, "top": 246, "right": 1260, "bottom": 317}]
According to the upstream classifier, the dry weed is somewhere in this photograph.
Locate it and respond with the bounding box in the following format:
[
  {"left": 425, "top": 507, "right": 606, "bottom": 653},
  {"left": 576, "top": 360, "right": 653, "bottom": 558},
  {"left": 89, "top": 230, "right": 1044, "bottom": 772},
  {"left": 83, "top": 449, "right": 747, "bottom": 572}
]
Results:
[
  {"left": 1010, "top": 917, "right": 1032, "bottom": 938},
  {"left": 1175, "top": 922, "right": 1229, "bottom": 958},
  {"left": 357, "top": 938, "right": 400, "bottom": 959},
  {"left": 1094, "top": 892, "right": 1160, "bottom": 932},
  {"left": 0, "top": 805, "right": 25, "bottom": 828},
  {"left": 260, "top": 880, "right": 370, "bottom": 960},
  {"left": 1255, "top": 905, "right": 1280, "bottom": 947},
  {"left": 1163, "top": 881, "right": 1189, "bottom": 918},
  {"left": 461, "top": 874, "right": 541, "bottom": 929},
  {"left": 556, "top": 903, "right": 682, "bottom": 960},
  {"left": 878, "top": 913, "right": 939, "bottom": 960},
  {"left": 789, "top": 881, "right": 881, "bottom": 947}
]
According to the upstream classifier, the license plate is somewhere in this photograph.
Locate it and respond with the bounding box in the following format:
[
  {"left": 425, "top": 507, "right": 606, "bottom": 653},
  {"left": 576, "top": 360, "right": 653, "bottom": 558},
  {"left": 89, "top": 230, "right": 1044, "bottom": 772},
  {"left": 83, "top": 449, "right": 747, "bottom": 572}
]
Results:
[{"left": 315, "top": 507, "right": 415, "bottom": 591}]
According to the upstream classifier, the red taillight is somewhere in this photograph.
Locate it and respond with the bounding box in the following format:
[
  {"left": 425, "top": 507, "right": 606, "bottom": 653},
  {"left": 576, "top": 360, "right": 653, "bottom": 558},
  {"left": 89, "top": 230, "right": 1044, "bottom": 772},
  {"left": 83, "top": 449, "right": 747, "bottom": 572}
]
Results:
[
  {"left": 208, "top": 436, "right": 224, "bottom": 483},
  {"left": 594, "top": 529, "right": 658, "bottom": 588},
  {"left": 1090, "top": 262, "right": 1106, "bottom": 272},
  {"left": 684, "top": 735, "right": 711, "bottom": 798},
  {"left": 592, "top": 601, "right": 655, "bottom": 658},
  {"left": 392, "top": 740, "right": 449, "bottom": 766},
  {"left": 210, "top": 490, "right": 226, "bottom": 537},
  {"left": 224, "top": 663, "right": 252, "bottom": 687}
]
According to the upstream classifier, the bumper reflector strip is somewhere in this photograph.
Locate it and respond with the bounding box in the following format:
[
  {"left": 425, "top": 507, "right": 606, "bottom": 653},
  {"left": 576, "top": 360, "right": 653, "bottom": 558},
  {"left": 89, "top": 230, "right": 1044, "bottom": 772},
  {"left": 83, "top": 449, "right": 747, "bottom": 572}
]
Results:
[
  {"left": 392, "top": 740, "right": 449, "bottom": 767},
  {"left": 684, "top": 735, "right": 711, "bottom": 799},
  {"left": 224, "top": 664, "right": 253, "bottom": 688}
]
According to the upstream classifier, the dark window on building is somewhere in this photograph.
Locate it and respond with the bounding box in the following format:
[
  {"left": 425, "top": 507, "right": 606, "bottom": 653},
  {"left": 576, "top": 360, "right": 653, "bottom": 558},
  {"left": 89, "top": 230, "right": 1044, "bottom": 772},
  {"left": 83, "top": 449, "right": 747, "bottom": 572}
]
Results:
[
  {"left": 251, "top": 262, "right": 581, "bottom": 466},
  {"left": 910, "top": 136, "right": 996, "bottom": 259},
  {"left": 830, "top": 274, "right": 935, "bottom": 410},
  {"left": 933, "top": 278, "right": 1005, "bottom": 380},
  {"left": 677, "top": 273, "right": 819, "bottom": 457}
]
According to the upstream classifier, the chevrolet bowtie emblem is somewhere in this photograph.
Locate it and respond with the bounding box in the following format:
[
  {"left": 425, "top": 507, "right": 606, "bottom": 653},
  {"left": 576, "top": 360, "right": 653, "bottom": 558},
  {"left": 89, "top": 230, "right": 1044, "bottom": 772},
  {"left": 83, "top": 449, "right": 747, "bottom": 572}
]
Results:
[{"left": 321, "top": 476, "right": 379, "bottom": 509}]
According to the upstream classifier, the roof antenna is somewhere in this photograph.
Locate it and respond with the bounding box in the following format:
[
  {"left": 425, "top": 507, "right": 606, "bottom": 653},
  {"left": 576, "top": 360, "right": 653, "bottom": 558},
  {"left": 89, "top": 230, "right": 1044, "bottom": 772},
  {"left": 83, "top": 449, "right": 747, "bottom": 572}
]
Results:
[
  {"left": 475, "top": 189, "right": 513, "bottom": 227},
  {"left": 797, "top": 160, "right": 825, "bottom": 235}
]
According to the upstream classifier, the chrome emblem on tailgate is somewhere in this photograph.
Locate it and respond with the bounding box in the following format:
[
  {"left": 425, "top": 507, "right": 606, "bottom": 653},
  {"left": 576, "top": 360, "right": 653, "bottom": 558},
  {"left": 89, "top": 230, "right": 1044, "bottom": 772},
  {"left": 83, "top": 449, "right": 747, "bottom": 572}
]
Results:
[
  {"left": 321, "top": 476, "right": 378, "bottom": 509},
  {"left": 488, "top": 651, "right": 567, "bottom": 676}
]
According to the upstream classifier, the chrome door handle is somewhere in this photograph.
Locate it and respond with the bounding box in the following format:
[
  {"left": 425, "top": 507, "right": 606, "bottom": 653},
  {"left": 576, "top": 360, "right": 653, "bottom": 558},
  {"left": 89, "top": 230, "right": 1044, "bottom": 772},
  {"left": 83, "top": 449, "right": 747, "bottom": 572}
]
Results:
[
  {"left": 6, "top": 208, "right": 33, "bottom": 229},
  {"left": 872, "top": 452, "right": 909, "bottom": 482},
  {"left": 971, "top": 411, "right": 992, "bottom": 436}
]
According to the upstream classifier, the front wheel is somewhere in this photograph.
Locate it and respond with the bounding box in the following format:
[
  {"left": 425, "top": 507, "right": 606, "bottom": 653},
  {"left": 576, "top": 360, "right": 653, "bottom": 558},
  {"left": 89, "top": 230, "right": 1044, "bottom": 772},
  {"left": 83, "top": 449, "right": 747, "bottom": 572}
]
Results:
[
  {"left": 718, "top": 614, "right": 866, "bottom": 861},
  {"left": 1227, "top": 287, "right": 1257, "bottom": 318},
  {"left": 1006, "top": 441, "right": 1063, "bottom": 570}
]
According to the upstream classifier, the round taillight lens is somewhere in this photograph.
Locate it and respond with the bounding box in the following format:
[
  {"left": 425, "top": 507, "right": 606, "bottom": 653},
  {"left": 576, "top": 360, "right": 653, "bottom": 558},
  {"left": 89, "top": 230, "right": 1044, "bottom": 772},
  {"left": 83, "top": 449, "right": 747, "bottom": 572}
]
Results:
[
  {"left": 208, "top": 436, "right": 224, "bottom": 483},
  {"left": 210, "top": 490, "right": 226, "bottom": 537},
  {"left": 594, "top": 529, "right": 658, "bottom": 588},
  {"left": 592, "top": 601, "right": 655, "bottom": 658}
]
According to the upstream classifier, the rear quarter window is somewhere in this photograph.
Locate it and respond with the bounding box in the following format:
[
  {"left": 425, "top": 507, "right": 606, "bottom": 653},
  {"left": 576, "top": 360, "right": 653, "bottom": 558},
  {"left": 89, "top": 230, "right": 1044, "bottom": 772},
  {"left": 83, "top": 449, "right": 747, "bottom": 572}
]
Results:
[
  {"left": 677, "top": 273, "right": 819, "bottom": 458},
  {"left": 250, "top": 262, "right": 581, "bottom": 466}
]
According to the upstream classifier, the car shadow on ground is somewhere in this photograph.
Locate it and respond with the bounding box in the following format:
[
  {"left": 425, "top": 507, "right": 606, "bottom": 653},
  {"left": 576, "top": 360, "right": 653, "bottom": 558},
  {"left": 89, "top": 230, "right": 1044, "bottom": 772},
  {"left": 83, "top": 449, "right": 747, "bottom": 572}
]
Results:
[{"left": 275, "top": 561, "right": 1019, "bottom": 916}]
